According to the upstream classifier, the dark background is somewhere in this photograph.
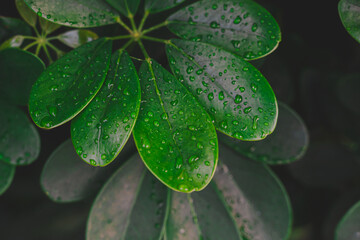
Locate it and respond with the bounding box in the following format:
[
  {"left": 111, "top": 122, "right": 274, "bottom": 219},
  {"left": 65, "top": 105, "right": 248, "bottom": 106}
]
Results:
[{"left": 1, "top": 0, "right": 360, "bottom": 239}]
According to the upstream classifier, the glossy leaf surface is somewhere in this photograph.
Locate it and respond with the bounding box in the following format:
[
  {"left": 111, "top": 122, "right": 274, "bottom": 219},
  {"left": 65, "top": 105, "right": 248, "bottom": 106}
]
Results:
[
  {"left": 0, "top": 161, "right": 15, "bottom": 195},
  {"left": 58, "top": 29, "right": 98, "bottom": 48},
  {"left": 71, "top": 51, "right": 140, "bottom": 166},
  {"left": 41, "top": 138, "right": 136, "bottom": 203},
  {"left": 106, "top": 0, "right": 140, "bottom": 17},
  {"left": 23, "top": 0, "right": 119, "bottom": 28},
  {"left": 0, "top": 48, "right": 45, "bottom": 105},
  {"left": 29, "top": 38, "right": 112, "bottom": 129},
  {"left": 145, "top": 0, "right": 187, "bottom": 13},
  {"left": 220, "top": 102, "right": 309, "bottom": 164},
  {"left": 339, "top": 0, "right": 360, "bottom": 43},
  {"left": 167, "top": 0, "right": 281, "bottom": 60},
  {"left": 166, "top": 39, "right": 278, "bottom": 140},
  {"left": 0, "top": 17, "right": 31, "bottom": 43},
  {"left": 133, "top": 60, "right": 218, "bottom": 193},
  {"left": 15, "top": 0, "right": 37, "bottom": 27},
  {"left": 39, "top": 17, "right": 60, "bottom": 34},
  {"left": 0, "top": 102, "right": 40, "bottom": 165},
  {"left": 336, "top": 200, "right": 360, "bottom": 240},
  {"left": 0, "top": 35, "right": 24, "bottom": 50}
]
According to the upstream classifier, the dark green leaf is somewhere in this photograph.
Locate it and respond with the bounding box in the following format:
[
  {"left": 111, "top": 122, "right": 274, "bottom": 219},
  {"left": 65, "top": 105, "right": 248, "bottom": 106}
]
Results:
[
  {"left": 0, "top": 161, "right": 15, "bottom": 195},
  {"left": 106, "top": 0, "right": 140, "bottom": 17},
  {"left": 0, "top": 35, "right": 25, "bottom": 50},
  {"left": 41, "top": 138, "right": 136, "bottom": 203},
  {"left": 23, "top": 0, "right": 119, "bottom": 28},
  {"left": 336, "top": 74, "right": 360, "bottom": 116},
  {"left": 39, "top": 17, "right": 60, "bottom": 34},
  {"left": 0, "top": 48, "right": 45, "bottom": 105},
  {"left": 0, "top": 17, "right": 32, "bottom": 43},
  {"left": 336, "top": 200, "right": 360, "bottom": 240},
  {"left": 29, "top": 38, "right": 112, "bottom": 129},
  {"left": 167, "top": 0, "right": 281, "bottom": 60},
  {"left": 58, "top": 29, "right": 99, "bottom": 48},
  {"left": 71, "top": 51, "right": 140, "bottom": 166},
  {"left": 166, "top": 39, "right": 278, "bottom": 140},
  {"left": 339, "top": 0, "right": 360, "bottom": 43},
  {"left": 15, "top": 0, "right": 37, "bottom": 28},
  {"left": 133, "top": 60, "right": 218, "bottom": 193},
  {"left": 220, "top": 102, "right": 309, "bottom": 164},
  {"left": 0, "top": 102, "right": 40, "bottom": 165},
  {"left": 145, "top": 0, "right": 187, "bottom": 13}
]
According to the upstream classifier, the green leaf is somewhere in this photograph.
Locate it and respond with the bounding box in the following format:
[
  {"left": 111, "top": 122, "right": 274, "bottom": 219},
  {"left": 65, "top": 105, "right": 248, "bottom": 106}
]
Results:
[
  {"left": 15, "top": 0, "right": 37, "bottom": 28},
  {"left": 106, "top": 0, "right": 140, "bottom": 17},
  {"left": 166, "top": 39, "right": 278, "bottom": 140},
  {"left": 133, "top": 60, "right": 218, "bottom": 193},
  {"left": 220, "top": 102, "right": 309, "bottom": 164},
  {"left": 0, "top": 102, "right": 40, "bottom": 165},
  {"left": 0, "top": 17, "right": 32, "bottom": 43},
  {"left": 339, "top": 0, "right": 360, "bottom": 43},
  {"left": 0, "top": 161, "right": 15, "bottom": 195},
  {"left": 71, "top": 51, "right": 140, "bottom": 166},
  {"left": 23, "top": 0, "right": 119, "bottom": 28},
  {"left": 336, "top": 200, "right": 360, "bottom": 240},
  {"left": 167, "top": 0, "right": 281, "bottom": 60},
  {"left": 145, "top": 0, "right": 187, "bottom": 13},
  {"left": 58, "top": 29, "right": 99, "bottom": 48},
  {"left": 0, "top": 48, "right": 45, "bottom": 105},
  {"left": 29, "top": 38, "right": 112, "bottom": 129},
  {"left": 41, "top": 138, "right": 136, "bottom": 203},
  {"left": 0, "top": 35, "right": 25, "bottom": 50},
  {"left": 39, "top": 17, "right": 60, "bottom": 34}
]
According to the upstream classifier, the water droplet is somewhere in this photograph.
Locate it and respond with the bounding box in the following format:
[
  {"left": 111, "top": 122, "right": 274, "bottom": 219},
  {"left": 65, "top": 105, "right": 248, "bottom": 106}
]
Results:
[
  {"left": 233, "top": 16, "right": 242, "bottom": 24},
  {"left": 210, "top": 21, "right": 220, "bottom": 29},
  {"left": 244, "top": 107, "right": 252, "bottom": 114},
  {"left": 208, "top": 93, "right": 214, "bottom": 101},
  {"left": 90, "top": 159, "right": 97, "bottom": 166},
  {"left": 204, "top": 161, "right": 210, "bottom": 166},
  {"left": 218, "top": 91, "right": 225, "bottom": 100},
  {"left": 234, "top": 95, "right": 243, "bottom": 104}
]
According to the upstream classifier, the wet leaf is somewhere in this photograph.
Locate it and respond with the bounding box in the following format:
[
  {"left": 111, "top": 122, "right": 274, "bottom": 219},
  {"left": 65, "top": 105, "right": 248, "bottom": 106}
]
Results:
[
  {"left": 106, "top": 0, "right": 140, "bottom": 17},
  {"left": 58, "top": 29, "right": 98, "bottom": 48},
  {"left": 23, "top": 0, "right": 119, "bottom": 28},
  {"left": 336, "top": 200, "right": 360, "bottom": 240},
  {"left": 0, "top": 161, "right": 15, "bottom": 195},
  {"left": 133, "top": 60, "right": 218, "bottom": 193},
  {"left": 71, "top": 51, "right": 140, "bottom": 166},
  {"left": 0, "top": 35, "right": 25, "bottom": 50},
  {"left": 167, "top": 0, "right": 281, "bottom": 60},
  {"left": 0, "top": 17, "right": 31, "bottom": 43},
  {"left": 0, "top": 48, "right": 45, "bottom": 105},
  {"left": 15, "top": 0, "right": 37, "bottom": 28},
  {"left": 28, "top": 38, "right": 112, "bottom": 129},
  {"left": 339, "top": 0, "right": 360, "bottom": 43},
  {"left": 0, "top": 102, "right": 40, "bottom": 166},
  {"left": 166, "top": 39, "right": 278, "bottom": 141},
  {"left": 39, "top": 17, "right": 60, "bottom": 34},
  {"left": 145, "top": 0, "right": 187, "bottom": 13},
  {"left": 220, "top": 102, "right": 309, "bottom": 164}
]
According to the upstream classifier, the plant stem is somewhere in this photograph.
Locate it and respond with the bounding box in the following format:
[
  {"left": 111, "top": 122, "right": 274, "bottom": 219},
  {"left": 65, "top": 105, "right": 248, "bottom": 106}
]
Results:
[
  {"left": 35, "top": 44, "right": 41, "bottom": 56},
  {"left": 142, "top": 36, "right": 169, "bottom": 44},
  {"left": 128, "top": 14, "right": 137, "bottom": 32},
  {"left": 119, "top": 39, "right": 134, "bottom": 52},
  {"left": 107, "top": 35, "right": 132, "bottom": 41},
  {"left": 46, "top": 42, "right": 62, "bottom": 55},
  {"left": 42, "top": 44, "right": 53, "bottom": 63},
  {"left": 47, "top": 36, "right": 60, "bottom": 41},
  {"left": 130, "top": 56, "right": 144, "bottom": 62},
  {"left": 138, "top": 40, "right": 150, "bottom": 61},
  {"left": 23, "top": 41, "right": 38, "bottom": 51},
  {"left": 33, "top": 27, "right": 41, "bottom": 37},
  {"left": 22, "top": 36, "right": 38, "bottom": 40},
  {"left": 115, "top": 16, "right": 133, "bottom": 34},
  {"left": 138, "top": 10, "right": 150, "bottom": 32},
  {"left": 142, "top": 21, "right": 168, "bottom": 35}
]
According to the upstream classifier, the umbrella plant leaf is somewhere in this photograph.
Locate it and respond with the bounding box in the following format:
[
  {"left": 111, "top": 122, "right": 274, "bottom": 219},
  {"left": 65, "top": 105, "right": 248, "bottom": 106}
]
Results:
[
  {"left": 336, "top": 200, "right": 360, "bottom": 240},
  {"left": 167, "top": 0, "right": 281, "bottom": 60},
  {"left": 220, "top": 102, "right": 309, "bottom": 164},
  {"left": 145, "top": 0, "right": 187, "bottom": 14},
  {"left": 28, "top": 38, "right": 112, "bottom": 129},
  {"left": 39, "top": 17, "right": 60, "bottom": 35},
  {"left": 41, "top": 138, "right": 136, "bottom": 203},
  {"left": 0, "top": 48, "right": 45, "bottom": 105},
  {"left": 0, "top": 161, "right": 15, "bottom": 195},
  {"left": 339, "top": 0, "right": 360, "bottom": 43},
  {"left": 58, "top": 29, "right": 99, "bottom": 48},
  {"left": 23, "top": 0, "right": 119, "bottom": 28},
  {"left": 71, "top": 51, "right": 140, "bottom": 166},
  {"left": 0, "top": 102, "right": 40, "bottom": 166},
  {"left": 0, "top": 35, "right": 24, "bottom": 50},
  {"left": 15, "top": 0, "right": 37, "bottom": 28},
  {"left": 133, "top": 60, "right": 218, "bottom": 193},
  {"left": 106, "top": 0, "right": 140, "bottom": 17},
  {"left": 0, "top": 17, "right": 31, "bottom": 43},
  {"left": 166, "top": 39, "right": 278, "bottom": 140}
]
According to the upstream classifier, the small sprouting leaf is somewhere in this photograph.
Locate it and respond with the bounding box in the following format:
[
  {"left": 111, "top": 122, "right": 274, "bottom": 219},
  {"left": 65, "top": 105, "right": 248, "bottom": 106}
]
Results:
[
  {"left": 0, "top": 35, "right": 25, "bottom": 50},
  {"left": 0, "top": 161, "right": 15, "bottom": 195},
  {"left": 0, "top": 48, "right": 45, "bottom": 105},
  {"left": 133, "top": 60, "right": 218, "bottom": 193},
  {"left": 0, "top": 16, "right": 31, "bottom": 43},
  {"left": 71, "top": 51, "right": 140, "bottom": 166},
  {"left": 166, "top": 39, "right": 278, "bottom": 140},
  {"left": 39, "top": 17, "right": 60, "bottom": 34},
  {"left": 145, "top": 0, "right": 187, "bottom": 13},
  {"left": 15, "top": 0, "right": 37, "bottom": 28},
  {"left": 29, "top": 38, "right": 112, "bottom": 129},
  {"left": 339, "top": 0, "right": 360, "bottom": 43},
  {"left": 336, "top": 200, "right": 360, "bottom": 240},
  {"left": 106, "top": 0, "right": 140, "bottom": 17},
  {"left": 167, "top": 0, "right": 281, "bottom": 60},
  {"left": 23, "top": 0, "right": 119, "bottom": 28},
  {"left": 220, "top": 102, "right": 309, "bottom": 164},
  {"left": 41, "top": 138, "right": 136, "bottom": 203},
  {"left": 58, "top": 29, "right": 99, "bottom": 48},
  {"left": 0, "top": 102, "right": 40, "bottom": 166}
]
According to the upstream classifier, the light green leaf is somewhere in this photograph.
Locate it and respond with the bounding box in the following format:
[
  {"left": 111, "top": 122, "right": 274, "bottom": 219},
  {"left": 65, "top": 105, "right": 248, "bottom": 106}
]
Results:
[
  {"left": 145, "top": 0, "right": 187, "bottom": 13},
  {"left": 339, "top": 0, "right": 360, "bottom": 43},
  {"left": 0, "top": 35, "right": 25, "bottom": 50},
  {"left": 167, "top": 0, "right": 281, "bottom": 60},
  {"left": 166, "top": 39, "right": 278, "bottom": 140},
  {"left": 29, "top": 38, "right": 112, "bottom": 129},
  {"left": 58, "top": 29, "right": 99, "bottom": 48},
  {"left": 336, "top": 200, "right": 360, "bottom": 240},
  {"left": 133, "top": 60, "right": 218, "bottom": 193},
  {"left": 0, "top": 160, "right": 15, "bottom": 195},
  {"left": 106, "top": 0, "right": 140, "bottom": 17},
  {"left": 0, "top": 102, "right": 40, "bottom": 165},
  {"left": 71, "top": 51, "right": 140, "bottom": 166},
  {"left": 0, "top": 17, "right": 31, "bottom": 43},
  {"left": 39, "top": 17, "right": 60, "bottom": 34},
  {"left": 15, "top": 0, "right": 37, "bottom": 28},
  {"left": 23, "top": 0, "right": 119, "bottom": 28},
  {"left": 220, "top": 102, "right": 309, "bottom": 164},
  {"left": 0, "top": 48, "right": 45, "bottom": 105}
]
